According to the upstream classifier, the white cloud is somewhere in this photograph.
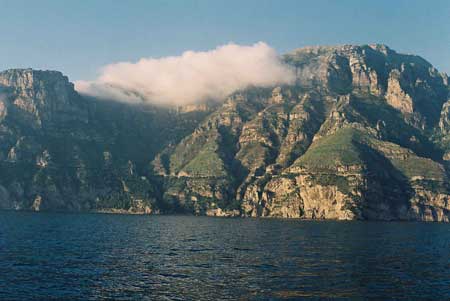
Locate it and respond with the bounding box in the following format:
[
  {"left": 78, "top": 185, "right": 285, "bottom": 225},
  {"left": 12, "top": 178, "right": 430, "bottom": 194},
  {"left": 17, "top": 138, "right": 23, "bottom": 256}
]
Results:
[{"left": 75, "top": 42, "right": 295, "bottom": 106}]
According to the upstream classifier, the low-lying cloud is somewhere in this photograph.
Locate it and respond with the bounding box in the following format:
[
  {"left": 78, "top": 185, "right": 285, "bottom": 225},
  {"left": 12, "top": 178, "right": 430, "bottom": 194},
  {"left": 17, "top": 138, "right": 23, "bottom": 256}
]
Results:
[{"left": 75, "top": 42, "right": 295, "bottom": 106}]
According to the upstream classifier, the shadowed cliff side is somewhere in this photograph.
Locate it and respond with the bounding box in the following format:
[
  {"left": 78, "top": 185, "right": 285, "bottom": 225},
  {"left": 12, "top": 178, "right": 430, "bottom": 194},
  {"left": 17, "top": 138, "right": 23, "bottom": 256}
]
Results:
[{"left": 0, "top": 69, "right": 211, "bottom": 212}]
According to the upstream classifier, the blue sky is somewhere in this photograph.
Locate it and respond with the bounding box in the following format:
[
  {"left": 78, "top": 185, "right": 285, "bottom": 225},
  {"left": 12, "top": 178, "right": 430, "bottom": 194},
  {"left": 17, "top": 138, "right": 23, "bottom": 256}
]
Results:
[{"left": 0, "top": 0, "right": 448, "bottom": 81}]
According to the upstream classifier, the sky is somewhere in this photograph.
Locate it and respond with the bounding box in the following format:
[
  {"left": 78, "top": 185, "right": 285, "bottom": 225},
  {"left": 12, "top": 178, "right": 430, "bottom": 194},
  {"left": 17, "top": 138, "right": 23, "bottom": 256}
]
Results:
[{"left": 0, "top": 0, "right": 449, "bottom": 81}]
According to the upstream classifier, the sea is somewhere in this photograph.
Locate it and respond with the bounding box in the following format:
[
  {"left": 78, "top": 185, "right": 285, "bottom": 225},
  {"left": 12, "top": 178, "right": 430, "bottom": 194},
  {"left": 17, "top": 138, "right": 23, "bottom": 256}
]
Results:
[{"left": 0, "top": 211, "right": 449, "bottom": 300}]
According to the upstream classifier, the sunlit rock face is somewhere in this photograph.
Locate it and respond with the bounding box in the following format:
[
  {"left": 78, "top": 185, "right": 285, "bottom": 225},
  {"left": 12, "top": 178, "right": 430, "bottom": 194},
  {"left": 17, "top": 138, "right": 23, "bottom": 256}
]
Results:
[
  {"left": 0, "top": 69, "right": 89, "bottom": 128},
  {"left": 285, "top": 44, "right": 448, "bottom": 126}
]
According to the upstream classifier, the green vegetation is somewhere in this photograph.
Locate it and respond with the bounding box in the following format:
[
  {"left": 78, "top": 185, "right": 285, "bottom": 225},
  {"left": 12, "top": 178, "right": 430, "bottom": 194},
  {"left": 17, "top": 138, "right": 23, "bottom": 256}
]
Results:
[
  {"left": 294, "top": 128, "right": 368, "bottom": 170},
  {"left": 310, "top": 174, "right": 351, "bottom": 195},
  {"left": 169, "top": 133, "right": 210, "bottom": 173},
  {"left": 236, "top": 142, "right": 272, "bottom": 170},
  {"left": 181, "top": 139, "right": 228, "bottom": 177},
  {"left": 390, "top": 155, "right": 445, "bottom": 180}
]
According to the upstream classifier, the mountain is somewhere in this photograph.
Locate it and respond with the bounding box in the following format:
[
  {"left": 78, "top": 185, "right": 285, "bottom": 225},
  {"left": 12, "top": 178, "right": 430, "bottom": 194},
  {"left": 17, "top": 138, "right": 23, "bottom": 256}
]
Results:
[
  {"left": 0, "top": 44, "right": 449, "bottom": 221},
  {"left": 0, "top": 69, "right": 210, "bottom": 212},
  {"left": 152, "top": 44, "right": 450, "bottom": 221}
]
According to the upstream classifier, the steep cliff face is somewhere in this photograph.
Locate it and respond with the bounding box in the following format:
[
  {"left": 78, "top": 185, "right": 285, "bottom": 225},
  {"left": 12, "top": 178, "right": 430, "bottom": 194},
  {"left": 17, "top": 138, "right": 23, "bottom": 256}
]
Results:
[
  {"left": 0, "top": 69, "right": 88, "bottom": 128},
  {"left": 0, "top": 69, "right": 210, "bottom": 212},
  {"left": 153, "top": 44, "right": 450, "bottom": 221},
  {"left": 284, "top": 44, "right": 448, "bottom": 127}
]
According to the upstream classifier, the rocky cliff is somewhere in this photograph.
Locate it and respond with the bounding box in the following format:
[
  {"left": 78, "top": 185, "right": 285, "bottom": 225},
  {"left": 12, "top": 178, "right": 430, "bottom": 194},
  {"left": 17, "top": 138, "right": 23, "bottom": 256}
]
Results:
[
  {"left": 0, "top": 69, "right": 210, "bottom": 212},
  {"left": 1, "top": 44, "right": 449, "bottom": 221},
  {"left": 152, "top": 44, "right": 450, "bottom": 221}
]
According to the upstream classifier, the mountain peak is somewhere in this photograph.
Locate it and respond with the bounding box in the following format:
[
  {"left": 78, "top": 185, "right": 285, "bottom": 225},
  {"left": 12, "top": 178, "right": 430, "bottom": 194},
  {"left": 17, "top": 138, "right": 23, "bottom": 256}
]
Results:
[
  {"left": 288, "top": 43, "right": 393, "bottom": 55},
  {"left": 0, "top": 68, "right": 72, "bottom": 92},
  {"left": 0, "top": 68, "right": 67, "bottom": 79}
]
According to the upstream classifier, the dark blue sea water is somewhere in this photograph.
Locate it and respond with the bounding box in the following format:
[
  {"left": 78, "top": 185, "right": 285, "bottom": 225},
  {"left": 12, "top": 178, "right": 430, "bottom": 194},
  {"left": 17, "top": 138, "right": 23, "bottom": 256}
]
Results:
[{"left": 0, "top": 212, "right": 449, "bottom": 300}]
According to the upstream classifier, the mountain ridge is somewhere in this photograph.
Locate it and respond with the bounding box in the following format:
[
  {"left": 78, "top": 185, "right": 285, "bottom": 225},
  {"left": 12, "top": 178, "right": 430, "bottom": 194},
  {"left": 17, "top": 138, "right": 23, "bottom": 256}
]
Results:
[{"left": 0, "top": 44, "right": 449, "bottom": 221}]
